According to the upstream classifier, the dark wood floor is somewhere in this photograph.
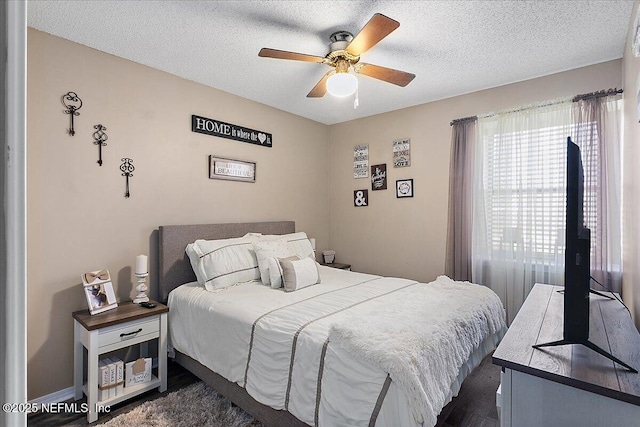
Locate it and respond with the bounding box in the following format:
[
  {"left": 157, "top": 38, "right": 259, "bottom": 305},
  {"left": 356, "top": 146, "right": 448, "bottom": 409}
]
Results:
[
  {"left": 27, "top": 361, "right": 198, "bottom": 427},
  {"left": 28, "top": 354, "right": 500, "bottom": 427},
  {"left": 436, "top": 353, "right": 500, "bottom": 427}
]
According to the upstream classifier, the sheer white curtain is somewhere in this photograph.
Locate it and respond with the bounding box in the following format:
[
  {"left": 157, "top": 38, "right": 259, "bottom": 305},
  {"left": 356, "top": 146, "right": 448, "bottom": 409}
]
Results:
[
  {"left": 471, "top": 97, "right": 622, "bottom": 324},
  {"left": 572, "top": 98, "right": 622, "bottom": 292}
]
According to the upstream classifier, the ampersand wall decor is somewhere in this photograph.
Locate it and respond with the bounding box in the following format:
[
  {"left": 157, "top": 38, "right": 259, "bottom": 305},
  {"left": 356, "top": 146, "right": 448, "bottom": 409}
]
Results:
[
  {"left": 354, "top": 189, "right": 368, "bottom": 207},
  {"left": 120, "top": 158, "right": 135, "bottom": 198},
  {"left": 61, "top": 91, "right": 83, "bottom": 136},
  {"left": 92, "top": 124, "right": 108, "bottom": 166}
]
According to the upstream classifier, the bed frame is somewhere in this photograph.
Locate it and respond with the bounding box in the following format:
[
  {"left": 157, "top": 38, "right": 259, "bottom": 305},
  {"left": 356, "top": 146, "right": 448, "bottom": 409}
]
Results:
[{"left": 158, "top": 221, "right": 308, "bottom": 427}]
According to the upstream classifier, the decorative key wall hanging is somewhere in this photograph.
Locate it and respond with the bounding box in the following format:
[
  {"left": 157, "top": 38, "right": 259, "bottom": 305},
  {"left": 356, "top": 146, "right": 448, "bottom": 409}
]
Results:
[
  {"left": 120, "top": 158, "right": 134, "bottom": 198},
  {"left": 92, "top": 124, "right": 108, "bottom": 166},
  {"left": 58, "top": 92, "right": 144, "bottom": 199},
  {"left": 61, "top": 91, "right": 82, "bottom": 136}
]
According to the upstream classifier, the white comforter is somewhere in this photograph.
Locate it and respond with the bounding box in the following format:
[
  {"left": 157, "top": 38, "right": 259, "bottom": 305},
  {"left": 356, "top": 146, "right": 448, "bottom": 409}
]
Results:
[
  {"left": 168, "top": 267, "right": 506, "bottom": 427},
  {"left": 328, "top": 275, "right": 505, "bottom": 426}
]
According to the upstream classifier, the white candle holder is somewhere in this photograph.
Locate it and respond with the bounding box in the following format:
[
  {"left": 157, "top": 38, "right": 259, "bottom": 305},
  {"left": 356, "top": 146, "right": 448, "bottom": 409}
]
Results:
[{"left": 133, "top": 272, "right": 149, "bottom": 303}]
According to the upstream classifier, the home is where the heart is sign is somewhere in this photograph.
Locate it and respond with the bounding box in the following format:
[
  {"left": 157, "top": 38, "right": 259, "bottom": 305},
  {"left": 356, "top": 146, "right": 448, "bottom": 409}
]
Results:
[{"left": 191, "top": 114, "right": 273, "bottom": 148}]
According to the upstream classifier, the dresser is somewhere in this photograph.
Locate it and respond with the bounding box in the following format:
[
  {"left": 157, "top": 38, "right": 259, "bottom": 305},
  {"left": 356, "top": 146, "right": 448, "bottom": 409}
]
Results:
[{"left": 493, "top": 284, "right": 640, "bottom": 427}]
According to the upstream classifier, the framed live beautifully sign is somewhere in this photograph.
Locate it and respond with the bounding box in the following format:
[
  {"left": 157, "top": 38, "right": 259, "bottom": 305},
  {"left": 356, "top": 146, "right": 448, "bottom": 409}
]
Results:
[{"left": 209, "top": 156, "right": 256, "bottom": 182}]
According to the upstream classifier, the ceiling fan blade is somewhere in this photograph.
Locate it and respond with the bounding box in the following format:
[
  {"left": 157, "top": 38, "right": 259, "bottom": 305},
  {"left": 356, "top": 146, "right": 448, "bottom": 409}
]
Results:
[
  {"left": 347, "top": 13, "right": 400, "bottom": 56},
  {"left": 307, "top": 71, "right": 333, "bottom": 98},
  {"left": 357, "top": 63, "right": 415, "bottom": 87},
  {"left": 259, "top": 48, "right": 326, "bottom": 63}
]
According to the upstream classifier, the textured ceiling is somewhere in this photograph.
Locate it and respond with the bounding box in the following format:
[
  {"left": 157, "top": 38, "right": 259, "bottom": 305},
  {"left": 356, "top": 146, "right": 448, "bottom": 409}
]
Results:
[{"left": 27, "top": 1, "right": 633, "bottom": 125}]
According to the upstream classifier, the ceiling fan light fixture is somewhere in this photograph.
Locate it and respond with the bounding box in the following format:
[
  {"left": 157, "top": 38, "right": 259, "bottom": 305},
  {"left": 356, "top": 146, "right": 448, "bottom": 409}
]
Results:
[
  {"left": 259, "top": 13, "right": 413, "bottom": 99},
  {"left": 326, "top": 72, "right": 358, "bottom": 97}
]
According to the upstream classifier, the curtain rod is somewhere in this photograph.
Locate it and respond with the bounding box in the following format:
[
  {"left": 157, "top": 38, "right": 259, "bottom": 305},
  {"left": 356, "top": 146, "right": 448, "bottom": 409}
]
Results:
[
  {"left": 572, "top": 87, "right": 623, "bottom": 102},
  {"left": 449, "top": 87, "right": 623, "bottom": 126},
  {"left": 449, "top": 115, "right": 478, "bottom": 126}
]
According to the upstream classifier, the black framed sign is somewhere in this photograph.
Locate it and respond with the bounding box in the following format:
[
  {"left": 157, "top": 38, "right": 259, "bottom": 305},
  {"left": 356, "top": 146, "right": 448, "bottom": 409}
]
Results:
[
  {"left": 396, "top": 179, "right": 414, "bottom": 198},
  {"left": 192, "top": 115, "right": 272, "bottom": 147},
  {"left": 354, "top": 190, "right": 368, "bottom": 207},
  {"left": 371, "top": 164, "right": 387, "bottom": 190}
]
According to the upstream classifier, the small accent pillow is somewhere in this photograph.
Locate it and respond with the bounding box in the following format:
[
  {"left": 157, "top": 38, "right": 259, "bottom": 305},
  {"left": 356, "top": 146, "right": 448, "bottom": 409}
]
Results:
[
  {"left": 185, "top": 234, "right": 261, "bottom": 291},
  {"left": 268, "top": 255, "right": 300, "bottom": 289},
  {"left": 253, "top": 240, "right": 295, "bottom": 286},
  {"left": 279, "top": 256, "right": 321, "bottom": 292}
]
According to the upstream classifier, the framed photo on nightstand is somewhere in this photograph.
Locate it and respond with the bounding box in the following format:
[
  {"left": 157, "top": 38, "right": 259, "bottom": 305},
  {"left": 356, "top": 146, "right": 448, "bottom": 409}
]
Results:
[
  {"left": 396, "top": 179, "right": 414, "bottom": 198},
  {"left": 81, "top": 269, "right": 118, "bottom": 315}
]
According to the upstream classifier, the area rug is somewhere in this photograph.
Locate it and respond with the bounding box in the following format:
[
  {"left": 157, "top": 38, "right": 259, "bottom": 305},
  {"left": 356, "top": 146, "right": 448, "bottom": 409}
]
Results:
[{"left": 97, "top": 382, "right": 261, "bottom": 427}]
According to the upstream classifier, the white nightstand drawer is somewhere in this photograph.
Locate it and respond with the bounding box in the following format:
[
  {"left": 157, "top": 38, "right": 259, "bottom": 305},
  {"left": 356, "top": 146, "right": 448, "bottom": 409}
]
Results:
[{"left": 98, "top": 317, "right": 159, "bottom": 348}]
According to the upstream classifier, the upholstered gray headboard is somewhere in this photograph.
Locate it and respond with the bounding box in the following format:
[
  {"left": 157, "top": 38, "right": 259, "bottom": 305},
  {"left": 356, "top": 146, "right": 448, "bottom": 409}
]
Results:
[{"left": 158, "top": 221, "right": 295, "bottom": 302}]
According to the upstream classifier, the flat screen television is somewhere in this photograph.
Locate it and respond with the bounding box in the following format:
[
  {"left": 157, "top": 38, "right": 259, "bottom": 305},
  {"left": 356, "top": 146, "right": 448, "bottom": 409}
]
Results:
[
  {"left": 533, "top": 137, "right": 636, "bottom": 372},
  {"left": 563, "top": 136, "right": 591, "bottom": 342}
]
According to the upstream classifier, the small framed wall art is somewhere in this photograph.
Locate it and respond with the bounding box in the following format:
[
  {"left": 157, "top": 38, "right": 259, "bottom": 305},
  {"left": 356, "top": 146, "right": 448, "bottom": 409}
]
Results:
[
  {"left": 209, "top": 156, "right": 256, "bottom": 182},
  {"left": 371, "top": 164, "right": 387, "bottom": 190},
  {"left": 354, "top": 189, "right": 368, "bottom": 207},
  {"left": 396, "top": 179, "right": 414, "bottom": 198},
  {"left": 393, "top": 138, "right": 411, "bottom": 167},
  {"left": 353, "top": 144, "right": 369, "bottom": 178}
]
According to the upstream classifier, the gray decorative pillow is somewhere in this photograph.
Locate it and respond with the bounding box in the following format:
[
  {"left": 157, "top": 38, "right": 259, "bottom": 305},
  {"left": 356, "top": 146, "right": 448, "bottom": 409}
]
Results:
[
  {"left": 279, "top": 256, "right": 321, "bottom": 292},
  {"left": 268, "top": 255, "right": 300, "bottom": 289}
]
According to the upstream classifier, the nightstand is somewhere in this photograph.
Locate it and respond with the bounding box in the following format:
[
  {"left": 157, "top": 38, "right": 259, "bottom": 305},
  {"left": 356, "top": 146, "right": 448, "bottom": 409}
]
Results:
[
  {"left": 73, "top": 301, "right": 168, "bottom": 423},
  {"left": 321, "top": 262, "right": 351, "bottom": 271}
]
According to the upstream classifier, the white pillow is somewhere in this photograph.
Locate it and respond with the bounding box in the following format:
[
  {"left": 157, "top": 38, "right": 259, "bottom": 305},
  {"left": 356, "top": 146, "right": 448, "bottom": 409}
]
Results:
[
  {"left": 252, "top": 240, "right": 295, "bottom": 285},
  {"left": 279, "top": 256, "right": 321, "bottom": 292},
  {"left": 259, "top": 232, "right": 315, "bottom": 258},
  {"left": 185, "top": 243, "right": 206, "bottom": 285},
  {"left": 185, "top": 234, "right": 261, "bottom": 291}
]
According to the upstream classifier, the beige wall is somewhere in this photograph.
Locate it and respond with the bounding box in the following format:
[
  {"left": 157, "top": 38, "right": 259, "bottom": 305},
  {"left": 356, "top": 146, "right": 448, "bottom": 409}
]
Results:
[
  {"left": 26, "top": 29, "right": 329, "bottom": 399},
  {"left": 623, "top": 0, "right": 640, "bottom": 328},
  {"left": 327, "top": 60, "right": 622, "bottom": 283}
]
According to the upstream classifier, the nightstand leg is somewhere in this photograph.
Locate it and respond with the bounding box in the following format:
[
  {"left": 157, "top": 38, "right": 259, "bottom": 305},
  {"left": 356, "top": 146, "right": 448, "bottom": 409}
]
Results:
[
  {"left": 73, "top": 321, "right": 83, "bottom": 400},
  {"left": 158, "top": 313, "right": 167, "bottom": 392},
  {"left": 87, "top": 331, "right": 99, "bottom": 423},
  {"left": 140, "top": 342, "right": 149, "bottom": 357}
]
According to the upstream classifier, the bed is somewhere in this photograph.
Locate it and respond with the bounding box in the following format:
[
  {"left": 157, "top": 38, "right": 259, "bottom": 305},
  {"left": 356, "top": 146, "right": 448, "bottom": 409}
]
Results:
[{"left": 159, "top": 221, "right": 506, "bottom": 427}]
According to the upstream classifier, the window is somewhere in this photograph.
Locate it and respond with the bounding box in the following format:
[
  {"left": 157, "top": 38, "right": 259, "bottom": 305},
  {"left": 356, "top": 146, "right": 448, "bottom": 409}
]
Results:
[
  {"left": 471, "top": 98, "right": 621, "bottom": 323},
  {"left": 482, "top": 122, "right": 599, "bottom": 264}
]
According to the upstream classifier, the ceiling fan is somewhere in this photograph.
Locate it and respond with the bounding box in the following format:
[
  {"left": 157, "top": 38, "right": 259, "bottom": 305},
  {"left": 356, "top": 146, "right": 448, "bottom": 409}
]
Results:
[{"left": 259, "top": 13, "right": 416, "bottom": 98}]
